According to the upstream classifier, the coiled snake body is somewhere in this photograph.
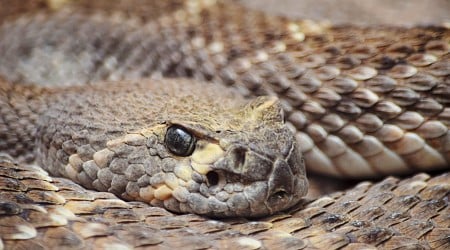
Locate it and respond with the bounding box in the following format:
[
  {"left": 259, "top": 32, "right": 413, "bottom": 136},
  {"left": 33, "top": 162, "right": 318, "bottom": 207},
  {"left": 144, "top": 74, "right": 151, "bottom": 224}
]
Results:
[{"left": 0, "top": 0, "right": 449, "bottom": 249}]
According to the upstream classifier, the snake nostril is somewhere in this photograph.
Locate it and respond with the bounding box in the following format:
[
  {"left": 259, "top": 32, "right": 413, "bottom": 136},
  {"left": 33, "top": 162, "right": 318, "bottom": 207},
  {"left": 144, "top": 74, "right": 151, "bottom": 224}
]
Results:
[
  {"left": 271, "top": 190, "right": 288, "bottom": 200},
  {"left": 234, "top": 147, "right": 247, "bottom": 166},
  {"left": 206, "top": 171, "right": 220, "bottom": 186},
  {"left": 267, "top": 189, "right": 290, "bottom": 206}
]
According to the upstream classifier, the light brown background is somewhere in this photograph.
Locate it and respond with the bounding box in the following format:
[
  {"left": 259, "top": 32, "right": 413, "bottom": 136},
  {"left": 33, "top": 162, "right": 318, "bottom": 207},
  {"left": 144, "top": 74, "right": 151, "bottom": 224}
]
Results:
[{"left": 240, "top": 0, "right": 449, "bottom": 26}]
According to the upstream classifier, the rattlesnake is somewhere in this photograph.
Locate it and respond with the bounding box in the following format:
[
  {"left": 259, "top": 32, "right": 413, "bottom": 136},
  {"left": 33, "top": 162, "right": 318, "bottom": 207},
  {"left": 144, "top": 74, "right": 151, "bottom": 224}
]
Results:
[{"left": 0, "top": 0, "right": 449, "bottom": 249}]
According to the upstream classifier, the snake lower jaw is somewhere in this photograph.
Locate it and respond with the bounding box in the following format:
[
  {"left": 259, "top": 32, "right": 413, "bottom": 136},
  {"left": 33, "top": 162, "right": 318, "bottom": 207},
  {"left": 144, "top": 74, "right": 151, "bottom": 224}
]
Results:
[
  {"left": 146, "top": 146, "right": 309, "bottom": 218},
  {"left": 161, "top": 178, "right": 308, "bottom": 218}
]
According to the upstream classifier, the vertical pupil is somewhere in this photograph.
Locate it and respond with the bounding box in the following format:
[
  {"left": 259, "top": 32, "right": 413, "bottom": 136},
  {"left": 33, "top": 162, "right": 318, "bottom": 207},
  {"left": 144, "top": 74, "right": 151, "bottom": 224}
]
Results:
[{"left": 166, "top": 126, "right": 195, "bottom": 156}]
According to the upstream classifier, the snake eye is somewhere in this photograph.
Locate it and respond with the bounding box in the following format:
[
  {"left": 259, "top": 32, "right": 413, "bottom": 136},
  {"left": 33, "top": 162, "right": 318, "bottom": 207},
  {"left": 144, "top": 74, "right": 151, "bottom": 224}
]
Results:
[{"left": 165, "top": 125, "right": 196, "bottom": 156}]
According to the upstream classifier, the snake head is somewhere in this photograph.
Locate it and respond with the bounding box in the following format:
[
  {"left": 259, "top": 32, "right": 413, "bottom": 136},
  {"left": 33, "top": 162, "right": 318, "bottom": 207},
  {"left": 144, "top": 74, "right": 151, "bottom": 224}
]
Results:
[
  {"left": 48, "top": 80, "right": 308, "bottom": 218},
  {"left": 140, "top": 96, "right": 308, "bottom": 217}
]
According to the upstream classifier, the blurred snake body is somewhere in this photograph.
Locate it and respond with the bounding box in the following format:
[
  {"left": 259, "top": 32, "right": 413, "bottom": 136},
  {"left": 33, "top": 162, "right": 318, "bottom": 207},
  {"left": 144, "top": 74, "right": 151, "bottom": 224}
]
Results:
[{"left": 0, "top": 0, "right": 449, "bottom": 248}]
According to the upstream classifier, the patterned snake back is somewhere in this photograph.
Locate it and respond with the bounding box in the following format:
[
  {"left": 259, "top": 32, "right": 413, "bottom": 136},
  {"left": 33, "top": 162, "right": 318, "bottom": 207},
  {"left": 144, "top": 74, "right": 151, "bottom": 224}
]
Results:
[{"left": 0, "top": 0, "right": 449, "bottom": 248}]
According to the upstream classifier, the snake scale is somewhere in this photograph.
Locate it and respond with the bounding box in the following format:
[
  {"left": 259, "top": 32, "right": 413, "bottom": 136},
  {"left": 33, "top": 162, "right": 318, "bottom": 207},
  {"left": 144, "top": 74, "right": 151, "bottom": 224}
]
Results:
[{"left": 0, "top": 0, "right": 449, "bottom": 249}]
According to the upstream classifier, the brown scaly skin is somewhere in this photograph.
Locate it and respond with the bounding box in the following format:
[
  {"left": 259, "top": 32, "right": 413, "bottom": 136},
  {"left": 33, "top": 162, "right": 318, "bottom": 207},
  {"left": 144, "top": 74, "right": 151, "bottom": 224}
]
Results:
[
  {"left": 0, "top": 0, "right": 448, "bottom": 178},
  {"left": 0, "top": 0, "right": 449, "bottom": 249},
  {"left": 0, "top": 156, "right": 449, "bottom": 249}
]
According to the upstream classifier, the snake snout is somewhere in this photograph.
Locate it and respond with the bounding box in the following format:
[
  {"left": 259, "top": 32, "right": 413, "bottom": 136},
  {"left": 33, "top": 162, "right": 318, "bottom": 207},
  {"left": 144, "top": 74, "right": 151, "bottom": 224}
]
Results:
[
  {"left": 264, "top": 159, "right": 294, "bottom": 210},
  {"left": 265, "top": 142, "right": 308, "bottom": 214}
]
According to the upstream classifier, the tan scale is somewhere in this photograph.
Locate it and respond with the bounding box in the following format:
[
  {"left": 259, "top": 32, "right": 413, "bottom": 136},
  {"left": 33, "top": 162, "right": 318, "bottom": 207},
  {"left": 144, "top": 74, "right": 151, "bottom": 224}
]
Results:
[{"left": 154, "top": 185, "right": 173, "bottom": 201}]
